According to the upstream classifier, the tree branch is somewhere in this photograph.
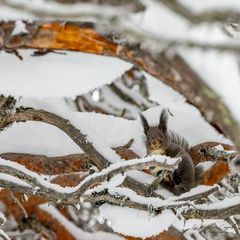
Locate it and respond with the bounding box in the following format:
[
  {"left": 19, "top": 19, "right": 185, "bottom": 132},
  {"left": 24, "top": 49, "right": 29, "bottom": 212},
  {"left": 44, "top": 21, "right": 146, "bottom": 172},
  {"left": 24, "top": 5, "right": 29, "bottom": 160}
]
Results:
[
  {"left": 0, "top": 156, "right": 179, "bottom": 205},
  {"left": 118, "top": 25, "right": 240, "bottom": 55},
  {"left": 0, "top": 103, "right": 162, "bottom": 197},
  {"left": 74, "top": 156, "right": 180, "bottom": 196},
  {"left": 174, "top": 186, "right": 219, "bottom": 202},
  {"left": 1, "top": 0, "right": 145, "bottom": 19},
  {"left": 0, "top": 107, "right": 110, "bottom": 170},
  {"left": 182, "top": 196, "right": 240, "bottom": 219},
  {"left": 1, "top": 20, "right": 239, "bottom": 151},
  {"left": 0, "top": 146, "right": 138, "bottom": 175},
  {"left": 82, "top": 192, "right": 187, "bottom": 213},
  {"left": 156, "top": 0, "right": 240, "bottom": 24}
]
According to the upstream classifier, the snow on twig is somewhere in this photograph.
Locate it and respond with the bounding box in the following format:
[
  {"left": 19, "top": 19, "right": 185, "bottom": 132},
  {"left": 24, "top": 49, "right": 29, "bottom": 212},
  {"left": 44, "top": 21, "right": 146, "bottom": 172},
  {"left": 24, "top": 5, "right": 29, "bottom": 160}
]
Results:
[{"left": 0, "top": 155, "right": 179, "bottom": 205}]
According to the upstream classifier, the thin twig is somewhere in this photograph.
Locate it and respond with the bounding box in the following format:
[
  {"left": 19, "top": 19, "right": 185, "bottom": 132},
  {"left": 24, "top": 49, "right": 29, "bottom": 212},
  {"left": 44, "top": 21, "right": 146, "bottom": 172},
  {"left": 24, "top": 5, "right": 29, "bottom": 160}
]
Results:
[{"left": 9, "top": 191, "right": 28, "bottom": 219}]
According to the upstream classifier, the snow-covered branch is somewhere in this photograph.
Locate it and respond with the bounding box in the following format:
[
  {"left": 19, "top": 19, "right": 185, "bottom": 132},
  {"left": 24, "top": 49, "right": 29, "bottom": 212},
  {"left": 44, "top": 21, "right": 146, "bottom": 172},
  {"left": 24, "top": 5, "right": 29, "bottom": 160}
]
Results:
[
  {"left": 1, "top": 0, "right": 145, "bottom": 19},
  {"left": 1, "top": 153, "right": 236, "bottom": 223},
  {"left": 156, "top": 0, "right": 240, "bottom": 24},
  {"left": 82, "top": 192, "right": 187, "bottom": 214},
  {"left": 182, "top": 195, "right": 240, "bottom": 219},
  {"left": 0, "top": 210, "right": 9, "bottom": 240},
  {"left": 0, "top": 107, "right": 110, "bottom": 169},
  {"left": 0, "top": 156, "right": 179, "bottom": 205}
]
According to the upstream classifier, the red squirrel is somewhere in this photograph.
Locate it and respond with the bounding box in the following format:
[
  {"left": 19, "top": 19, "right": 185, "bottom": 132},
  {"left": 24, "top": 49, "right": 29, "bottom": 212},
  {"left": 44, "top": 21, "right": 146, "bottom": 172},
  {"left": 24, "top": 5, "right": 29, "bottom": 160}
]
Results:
[{"left": 140, "top": 109, "right": 196, "bottom": 195}]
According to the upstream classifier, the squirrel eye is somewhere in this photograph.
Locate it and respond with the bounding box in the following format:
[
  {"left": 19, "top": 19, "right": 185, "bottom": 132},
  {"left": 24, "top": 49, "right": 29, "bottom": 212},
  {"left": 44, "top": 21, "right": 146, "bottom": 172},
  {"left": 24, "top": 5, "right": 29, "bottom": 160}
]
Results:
[{"left": 149, "top": 166, "right": 156, "bottom": 170}]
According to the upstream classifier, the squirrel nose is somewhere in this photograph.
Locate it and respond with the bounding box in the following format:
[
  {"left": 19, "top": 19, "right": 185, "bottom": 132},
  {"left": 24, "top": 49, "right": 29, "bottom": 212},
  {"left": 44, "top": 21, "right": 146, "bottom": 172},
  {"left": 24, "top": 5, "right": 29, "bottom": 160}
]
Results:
[{"left": 151, "top": 139, "right": 159, "bottom": 147}]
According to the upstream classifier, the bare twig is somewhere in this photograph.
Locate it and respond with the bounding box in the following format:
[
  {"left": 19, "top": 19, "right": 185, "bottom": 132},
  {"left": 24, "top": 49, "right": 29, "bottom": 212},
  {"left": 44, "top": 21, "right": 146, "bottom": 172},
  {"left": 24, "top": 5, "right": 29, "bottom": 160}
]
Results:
[
  {"left": 121, "top": 176, "right": 156, "bottom": 197},
  {"left": 9, "top": 191, "right": 28, "bottom": 219},
  {"left": 51, "top": 0, "right": 144, "bottom": 12},
  {"left": 0, "top": 230, "right": 10, "bottom": 240},
  {"left": 226, "top": 217, "right": 240, "bottom": 236}
]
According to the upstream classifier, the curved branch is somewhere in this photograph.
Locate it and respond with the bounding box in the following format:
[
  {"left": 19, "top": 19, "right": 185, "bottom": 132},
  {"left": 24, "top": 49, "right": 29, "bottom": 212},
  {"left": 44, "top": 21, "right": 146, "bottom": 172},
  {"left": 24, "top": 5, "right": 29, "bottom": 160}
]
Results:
[
  {"left": 0, "top": 146, "right": 138, "bottom": 175},
  {"left": 0, "top": 102, "right": 162, "bottom": 198},
  {"left": 1, "top": 108, "right": 110, "bottom": 169}
]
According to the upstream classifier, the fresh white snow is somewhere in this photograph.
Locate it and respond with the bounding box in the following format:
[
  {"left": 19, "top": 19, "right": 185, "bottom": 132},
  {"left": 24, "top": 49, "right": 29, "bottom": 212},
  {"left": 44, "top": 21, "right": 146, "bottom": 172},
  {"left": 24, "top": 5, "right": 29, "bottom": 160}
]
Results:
[
  {"left": 179, "top": 0, "right": 240, "bottom": 12},
  {"left": 0, "top": 50, "right": 132, "bottom": 98},
  {"left": 99, "top": 204, "right": 176, "bottom": 238},
  {"left": 11, "top": 20, "right": 28, "bottom": 35},
  {"left": 179, "top": 49, "right": 240, "bottom": 121}
]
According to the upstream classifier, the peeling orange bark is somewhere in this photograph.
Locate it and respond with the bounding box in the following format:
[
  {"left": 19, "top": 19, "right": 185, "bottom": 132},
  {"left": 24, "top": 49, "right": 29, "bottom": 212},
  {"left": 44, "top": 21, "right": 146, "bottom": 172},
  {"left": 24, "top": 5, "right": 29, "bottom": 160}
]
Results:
[
  {"left": 0, "top": 190, "right": 77, "bottom": 239},
  {"left": 0, "top": 189, "right": 45, "bottom": 221},
  {"left": 0, "top": 147, "right": 138, "bottom": 175},
  {"left": 34, "top": 22, "right": 118, "bottom": 54},
  {"left": 34, "top": 208, "right": 76, "bottom": 240},
  {"left": 3, "top": 21, "right": 119, "bottom": 55},
  {"left": 0, "top": 153, "right": 90, "bottom": 175}
]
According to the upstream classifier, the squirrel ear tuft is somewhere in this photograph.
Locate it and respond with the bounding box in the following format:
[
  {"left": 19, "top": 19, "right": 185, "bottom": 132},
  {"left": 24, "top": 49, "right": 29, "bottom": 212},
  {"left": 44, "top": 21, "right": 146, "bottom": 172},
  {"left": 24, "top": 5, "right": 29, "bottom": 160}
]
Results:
[
  {"left": 158, "top": 108, "right": 168, "bottom": 134},
  {"left": 139, "top": 113, "right": 149, "bottom": 135}
]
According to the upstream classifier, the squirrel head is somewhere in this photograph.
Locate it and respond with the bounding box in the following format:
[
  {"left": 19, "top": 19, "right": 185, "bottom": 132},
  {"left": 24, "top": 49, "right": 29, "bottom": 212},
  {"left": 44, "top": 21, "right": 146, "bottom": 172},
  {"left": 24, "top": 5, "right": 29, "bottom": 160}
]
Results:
[{"left": 140, "top": 109, "right": 169, "bottom": 154}]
